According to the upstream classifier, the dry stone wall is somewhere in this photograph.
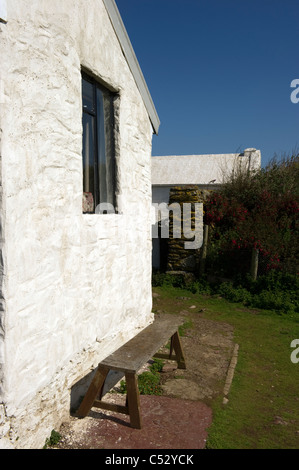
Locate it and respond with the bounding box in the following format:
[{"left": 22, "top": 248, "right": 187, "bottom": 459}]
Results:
[{"left": 167, "top": 186, "right": 211, "bottom": 274}]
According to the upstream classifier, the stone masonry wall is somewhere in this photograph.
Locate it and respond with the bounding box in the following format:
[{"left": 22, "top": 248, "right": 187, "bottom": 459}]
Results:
[{"left": 167, "top": 186, "right": 210, "bottom": 274}]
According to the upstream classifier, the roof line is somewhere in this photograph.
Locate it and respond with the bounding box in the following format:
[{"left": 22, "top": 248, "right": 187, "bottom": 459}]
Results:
[{"left": 103, "top": 0, "right": 160, "bottom": 135}]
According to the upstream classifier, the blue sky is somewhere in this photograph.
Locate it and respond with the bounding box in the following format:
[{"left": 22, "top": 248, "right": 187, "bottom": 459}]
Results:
[{"left": 115, "top": 0, "right": 299, "bottom": 167}]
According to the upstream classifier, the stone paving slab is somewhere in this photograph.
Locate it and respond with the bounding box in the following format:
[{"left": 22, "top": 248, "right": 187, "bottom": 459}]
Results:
[
  {"left": 56, "top": 395, "right": 212, "bottom": 449},
  {"left": 54, "top": 310, "right": 235, "bottom": 450}
]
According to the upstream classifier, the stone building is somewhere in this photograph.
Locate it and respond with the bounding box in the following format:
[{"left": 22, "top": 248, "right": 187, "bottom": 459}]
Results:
[
  {"left": 152, "top": 149, "right": 261, "bottom": 269},
  {"left": 0, "top": 0, "right": 159, "bottom": 448}
]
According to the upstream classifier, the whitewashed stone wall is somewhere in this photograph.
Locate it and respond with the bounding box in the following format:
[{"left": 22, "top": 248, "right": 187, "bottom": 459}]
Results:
[
  {"left": 0, "top": 0, "right": 154, "bottom": 448},
  {"left": 152, "top": 150, "right": 261, "bottom": 188}
]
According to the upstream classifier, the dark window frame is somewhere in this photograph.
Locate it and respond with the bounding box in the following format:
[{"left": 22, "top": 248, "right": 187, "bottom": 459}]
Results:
[{"left": 82, "top": 71, "right": 117, "bottom": 214}]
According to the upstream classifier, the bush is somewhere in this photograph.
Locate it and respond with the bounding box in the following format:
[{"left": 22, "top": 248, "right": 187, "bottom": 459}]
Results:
[
  {"left": 119, "top": 358, "right": 164, "bottom": 396},
  {"left": 138, "top": 372, "right": 162, "bottom": 395},
  {"left": 218, "top": 282, "right": 252, "bottom": 305},
  {"left": 250, "top": 290, "right": 297, "bottom": 315},
  {"left": 149, "top": 358, "right": 164, "bottom": 374},
  {"left": 215, "top": 272, "right": 299, "bottom": 315},
  {"left": 43, "top": 429, "right": 62, "bottom": 449},
  {"left": 152, "top": 271, "right": 169, "bottom": 287},
  {"left": 120, "top": 372, "right": 162, "bottom": 396},
  {"left": 152, "top": 271, "right": 187, "bottom": 289},
  {"left": 189, "top": 278, "right": 212, "bottom": 295},
  {"left": 204, "top": 153, "right": 299, "bottom": 277},
  {"left": 152, "top": 271, "right": 212, "bottom": 295},
  {"left": 152, "top": 269, "right": 298, "bottom": 316}
]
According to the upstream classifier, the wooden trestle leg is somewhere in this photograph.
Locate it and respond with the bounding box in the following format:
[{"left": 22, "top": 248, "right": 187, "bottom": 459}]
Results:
[{"left": 77, "top": 366, "right": 109, "bottom": 418}]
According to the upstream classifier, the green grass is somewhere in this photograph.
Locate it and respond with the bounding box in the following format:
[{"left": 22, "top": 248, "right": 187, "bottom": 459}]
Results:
[
  {"left": 119, "top": 358, "right": 164, "bottom": 396},
  {"left": 153, "top": 285, "right": 299, "bottom": 449},
  {"left": 179, "top": 318, "right": 194, "bottom": 336}
]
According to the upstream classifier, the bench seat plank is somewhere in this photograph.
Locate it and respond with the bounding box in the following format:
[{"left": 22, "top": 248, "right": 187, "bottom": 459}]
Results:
[
  {"left": 100, "top": 314, "right": 183, "bottom": 374},
  {"left": 77, "top": 314, "right": 186, "bottom": 428}
]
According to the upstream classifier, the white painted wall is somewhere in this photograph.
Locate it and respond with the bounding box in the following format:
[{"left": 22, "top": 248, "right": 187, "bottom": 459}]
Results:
[
  {"left": 0, "top": 0, "right": 154, "bottom": 448},
  {"left": 152, "top": 150, "right": 261, "bottom": 187}
]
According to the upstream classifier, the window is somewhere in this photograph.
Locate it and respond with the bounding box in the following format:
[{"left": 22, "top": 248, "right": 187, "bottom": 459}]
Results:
[{"left": 82, "top": 72, "right": 116, "bottom": 213}]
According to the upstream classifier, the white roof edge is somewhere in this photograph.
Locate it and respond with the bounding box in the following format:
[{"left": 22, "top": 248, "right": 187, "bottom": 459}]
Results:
[
  {"left": 103, "top": 0, "right": 160, "bottom": 135},
  {"left": 152, "top": 153, "right": 242, "bottom": 159},
  {"left": 152, "top": 149, "right": 261, "bottom": 159}
]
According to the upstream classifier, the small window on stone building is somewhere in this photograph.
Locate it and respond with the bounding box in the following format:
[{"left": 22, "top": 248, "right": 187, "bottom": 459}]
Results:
[{"left": 82, "top": 72, "right": 116, "bottom": 214}]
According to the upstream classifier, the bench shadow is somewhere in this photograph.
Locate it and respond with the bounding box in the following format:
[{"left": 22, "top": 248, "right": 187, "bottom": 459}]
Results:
[
  {"left": 70, "top": 368, "right": 96, "bottom": 414},
  {"left": 70, "top": 368, "right": 125, "bottom": 414},
  {"left": 88, "top": 409, "right": 132, "bottom": 428}
]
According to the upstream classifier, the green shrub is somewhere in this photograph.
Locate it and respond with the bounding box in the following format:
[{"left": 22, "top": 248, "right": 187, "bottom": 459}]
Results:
[
  {"left": 119, "top": 379, "right": 127, "bottom": 394},
  {"left": 120, "top": 371, "right": 162, "bottom": 396},
  {"left": 189, "top": 278, "right": 212, "bottom": 295},
  {"left": 119, "top": 358, "right": 164, "bottom": 396},
  {"left": 152, "top": 271, "right": 213, "bottom": 295},
  {"left": 152, "top": 271, "right": 188, "bottom": 289},
  {"left": 43, "top": 429, "right": 62, "bottom": 449},
  {"left": 149, "top": 358, "right": 164, "bottom": 374},
  {"left": 251, "top": 290, "right": 297, "bottom": 315},
  {"left": 152, "top": 271, "right": 169, "bottom": 287},
  {"left": 218, "top": 282, "right": 251, "bottom": 304},
  {"left": 138, "top": 371, "right": 162, "bottom": 395},
  {"left": 152, "top": 268, "right": 298, "bottom": 316},
  {"left": 215, "top": 272, "right": 299, "bottom": 315}
]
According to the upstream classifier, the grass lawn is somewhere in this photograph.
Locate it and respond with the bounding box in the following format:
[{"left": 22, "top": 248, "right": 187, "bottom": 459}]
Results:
[{"left": 153, "top": 285, "right": 299, "bottom": 449}]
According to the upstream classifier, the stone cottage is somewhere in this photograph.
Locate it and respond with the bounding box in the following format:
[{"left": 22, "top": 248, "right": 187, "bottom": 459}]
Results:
[
  {"left": 0, "top": 0, "right": 159, "bottom": 448},
  {"left": 152, "top": 149, "right": 261, "bottom": 269}
]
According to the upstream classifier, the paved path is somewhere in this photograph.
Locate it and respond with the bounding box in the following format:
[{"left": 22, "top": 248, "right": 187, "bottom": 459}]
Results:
[{"left": 54, "top": 310, "right": 236, "bottom": 449}]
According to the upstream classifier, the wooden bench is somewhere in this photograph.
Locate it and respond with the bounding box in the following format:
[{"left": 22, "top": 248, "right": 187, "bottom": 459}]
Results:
[{"left": 76, "top": 314, "right": 186, "bottom": 429}]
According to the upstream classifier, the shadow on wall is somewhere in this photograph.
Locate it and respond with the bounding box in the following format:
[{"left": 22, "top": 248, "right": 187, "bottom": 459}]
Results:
[{"left": 70, "top": 368, "right": 124, "bottom": 413}]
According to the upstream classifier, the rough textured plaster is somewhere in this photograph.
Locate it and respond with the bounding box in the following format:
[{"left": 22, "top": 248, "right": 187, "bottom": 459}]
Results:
[{"left": 0, "top": 0, "right": 154, "bottom": 448}]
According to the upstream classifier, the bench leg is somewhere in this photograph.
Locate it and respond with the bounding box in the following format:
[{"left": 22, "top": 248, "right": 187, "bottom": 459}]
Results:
[
  {"left": 77, "top": 366, "right": 109, "bottom": 418},
  {"left": 172, "top": 331, "right": 186, "bottom": 369},
  {"left": 125, "top": 372, "right": 142, "bottom": 429}
]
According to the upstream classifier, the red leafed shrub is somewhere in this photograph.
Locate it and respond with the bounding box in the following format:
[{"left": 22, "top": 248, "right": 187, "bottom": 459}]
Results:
[{"left": 204, "top": 153, "right": 299, "bottom": 277}]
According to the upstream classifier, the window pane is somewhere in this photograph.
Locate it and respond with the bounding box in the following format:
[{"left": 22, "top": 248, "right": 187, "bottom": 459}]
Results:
[
  {"left": 82, "top": 112, "right": 95, "bottom": 211},
  {"left": 96, "top": 88, "right": 115, "bottom": 206},
  {"left": 96, "top": 88, "right": 107, "bottom": 204},
  {"left": 82, "top": 78, "right": 95, "bottom": 114},
  {"left": 82, "top": 73, "right": 116, "bottom": 213}
]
